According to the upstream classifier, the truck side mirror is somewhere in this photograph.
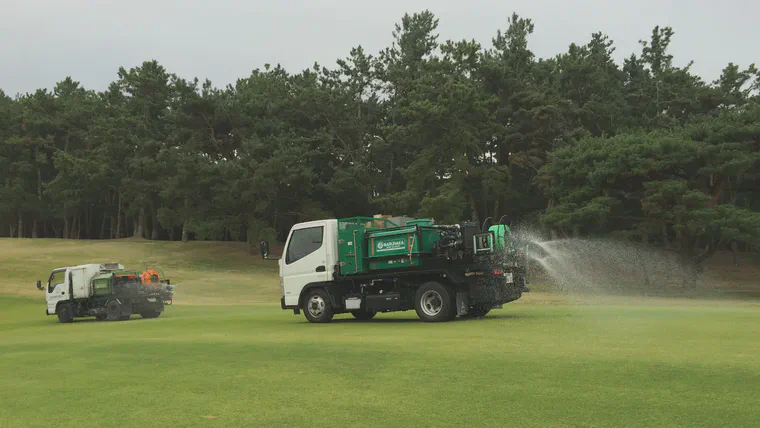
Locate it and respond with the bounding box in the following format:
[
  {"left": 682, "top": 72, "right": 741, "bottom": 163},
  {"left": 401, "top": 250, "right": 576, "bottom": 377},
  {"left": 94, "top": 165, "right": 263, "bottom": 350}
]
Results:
[
  {"left": 36, "top": 280, "right": 42, "bottom": 291},
  {"left": 260, "top": 240, "right": 270, "bottom": 260}
]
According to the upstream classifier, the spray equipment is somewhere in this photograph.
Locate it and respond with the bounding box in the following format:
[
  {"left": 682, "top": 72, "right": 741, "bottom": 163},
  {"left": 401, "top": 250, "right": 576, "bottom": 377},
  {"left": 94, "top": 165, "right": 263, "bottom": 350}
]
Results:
[
  {"left": 481, "top": 217, "right": 493, "bottom": 233},
  {"left": 141, "top": 267, "right": 165, "bottom": 287}
]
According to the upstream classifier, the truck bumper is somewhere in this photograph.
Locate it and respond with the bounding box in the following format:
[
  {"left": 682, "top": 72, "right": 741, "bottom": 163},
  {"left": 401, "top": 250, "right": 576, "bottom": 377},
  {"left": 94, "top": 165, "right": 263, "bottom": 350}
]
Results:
[{"left": 468, "top": 273, "right": 526, "bottom": 306}]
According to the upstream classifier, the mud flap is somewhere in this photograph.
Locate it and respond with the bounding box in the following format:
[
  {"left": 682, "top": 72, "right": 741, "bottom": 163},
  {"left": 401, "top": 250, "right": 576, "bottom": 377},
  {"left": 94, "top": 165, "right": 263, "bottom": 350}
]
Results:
[{"left": 456, "top": 291, "right": 469, "bottom": 316}]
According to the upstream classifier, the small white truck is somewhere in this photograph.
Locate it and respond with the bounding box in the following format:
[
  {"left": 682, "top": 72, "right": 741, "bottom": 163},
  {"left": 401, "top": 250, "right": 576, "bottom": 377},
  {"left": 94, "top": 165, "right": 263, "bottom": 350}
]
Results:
[{"left": 37, "top": 263, "right": 175, "bottom": 323}]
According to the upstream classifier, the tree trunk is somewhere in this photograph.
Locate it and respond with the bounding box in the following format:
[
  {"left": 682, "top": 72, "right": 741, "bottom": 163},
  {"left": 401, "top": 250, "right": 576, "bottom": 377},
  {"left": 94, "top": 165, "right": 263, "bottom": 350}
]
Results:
[
  {"left": 181, "top": 224, "right": 189, "bottom": 242},
  {"left": 9, "top": 224, "right": 15, "bottom": 238},
  {"left": 17, "top": 211, "right": 23, "bottom": 238},
  {"left": 51, "top": 222, "right": 60, "bottom": 239},
  {"left": 679, "top": 235, "right": 698, "bottom": 289},
  {"left": 467, "top": 194, "right": 479, "bottom": 224},
  {"left": 110, "top": 217, "right": 116, "bottom": 239},
  {"left": 63, "top": 217, "right": 70, "bottom": 239},
  {"left": 168, "top": 226, "right": 175, "bottom": 242},
  {"left": 246, "top": 225, "right": 254, "bottom": 254},
  {"left": 636, "top": 243, "right": 651, "bottom": 287},
  {"left": 181, "top": 196, "right": 190, "bottom": 243},
  {"left": 87, "top": 207, "right": 93, "bottom": 239},
  {"left": 116, "top": 193, "right": 122, "bottom": 238},
  {"left": 35, "top": 155, "right": 42, "bottom": 239},
  {"left": 134, "top": 208, "right": 145, "bottom": 238},
  {"left": 83, "top": 209, "right": 88, "bottom": 239},
  {"left": 151, "top": 207, "right": 160, "bottom": 240},
  {"left": 100, "top": 213, "right": 107, "bottom": 240},
  {"left": 140, "top": 208, "right": 147, "bottom": 238},
  {"left": 492, "top": 198, "right": 500, "bottom": 221},
  {"left": 661, "top": 223, "right": 670, "bottom": 248},
  {"left": 386, "top": 155, "right": 394, "bottom": 193},
  {"left": 730, "top": 240, "right": 740, "bottom": 266}
]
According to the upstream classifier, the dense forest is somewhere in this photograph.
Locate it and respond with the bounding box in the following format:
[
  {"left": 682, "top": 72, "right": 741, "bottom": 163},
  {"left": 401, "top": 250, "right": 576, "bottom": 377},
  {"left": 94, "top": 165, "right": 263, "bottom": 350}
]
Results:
[{"left": 1, "top": 11, "right": 759, "bottom": 280}]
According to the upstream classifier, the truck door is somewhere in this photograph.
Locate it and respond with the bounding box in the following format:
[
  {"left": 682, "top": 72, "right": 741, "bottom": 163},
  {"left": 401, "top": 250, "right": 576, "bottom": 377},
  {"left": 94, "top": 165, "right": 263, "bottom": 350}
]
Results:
[
  {"left": 281, "top": 222, "right": 330, "bottom": 306},
  {"left": 46, "top": 269, "right": 68, "bottom": 314}
]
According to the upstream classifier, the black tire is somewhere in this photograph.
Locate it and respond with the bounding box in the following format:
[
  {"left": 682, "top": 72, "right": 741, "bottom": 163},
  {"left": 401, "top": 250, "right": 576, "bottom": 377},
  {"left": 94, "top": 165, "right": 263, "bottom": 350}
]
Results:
[
  {"left": 95, "top": 314, "right": 107, "bottom": 321},
  {"left": 105, "top": 301, "right": 121, "bottom": 321},
  {"left": 462, "top": 304, "right": 491, "bottom": 318},
  {"left": 57, "top": 305, "right": 73, "bottom": 323},
  {"left": 302, "top": 289, "right": 334, "bottom": 323},
  {"left": 140, "top": 311, "right": 161, "bottom": 319},
  {"left": 351, "top": 310, "right": 376, "bottom": 321},
  {"left": 414, "top": 281, "right": 456, "bottom": 322}
]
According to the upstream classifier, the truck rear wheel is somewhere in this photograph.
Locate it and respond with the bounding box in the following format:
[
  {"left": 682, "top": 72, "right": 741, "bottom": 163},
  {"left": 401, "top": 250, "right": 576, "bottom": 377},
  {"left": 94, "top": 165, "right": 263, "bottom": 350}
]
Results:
[
  {"left": 415, "top": 282, "right": 456, "bottom": 322},
  {"left": 302, "top": 289, "right": 334, "bottom": 323},
  {"left": 351, "top": 310, "right": 376, "bottom": 321},
  {"left": 57, "top": 305, "right": 73, "bottom": 323},
  {"left": 140, "top": 311, "right": 161, "bottom": 319},
  {"left": 105, "top": 301, "right": 121, "bottom": 321}
]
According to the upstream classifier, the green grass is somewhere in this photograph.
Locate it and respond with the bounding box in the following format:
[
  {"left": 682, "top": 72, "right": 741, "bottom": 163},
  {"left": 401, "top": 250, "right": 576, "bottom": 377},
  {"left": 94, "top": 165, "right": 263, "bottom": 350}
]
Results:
[{"left": 1, "top": 238, "right": 760, "bottom": 427}]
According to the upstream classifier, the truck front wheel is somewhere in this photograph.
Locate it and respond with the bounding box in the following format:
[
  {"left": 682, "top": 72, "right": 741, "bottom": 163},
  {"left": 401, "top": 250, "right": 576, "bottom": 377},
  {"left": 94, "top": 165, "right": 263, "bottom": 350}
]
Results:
[
  {"left": 415, "top": 282, "right": 456, "bottom": 322},
  {"left": 57, "top": 305, "right": 73, "bottom": 323},
  {"left": 302, "top": 289, "right": 334, "bottom": 323}
]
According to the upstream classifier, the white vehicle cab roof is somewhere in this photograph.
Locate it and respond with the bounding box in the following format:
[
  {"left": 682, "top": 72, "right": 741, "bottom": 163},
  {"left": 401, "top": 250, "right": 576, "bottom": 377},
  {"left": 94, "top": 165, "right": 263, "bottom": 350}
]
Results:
[{"left": 54, "top": 263, "right": 125, "bottom": 272}]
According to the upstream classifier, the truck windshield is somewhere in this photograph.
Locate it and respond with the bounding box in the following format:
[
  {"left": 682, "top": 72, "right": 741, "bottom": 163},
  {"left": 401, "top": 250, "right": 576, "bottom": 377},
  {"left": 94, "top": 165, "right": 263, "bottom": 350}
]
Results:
[
  {"left": 48, "top": 270, "right": 66, "bottom": 293},
  {"left": 286, "top": 226, "right": 324, "bottom": 264}
]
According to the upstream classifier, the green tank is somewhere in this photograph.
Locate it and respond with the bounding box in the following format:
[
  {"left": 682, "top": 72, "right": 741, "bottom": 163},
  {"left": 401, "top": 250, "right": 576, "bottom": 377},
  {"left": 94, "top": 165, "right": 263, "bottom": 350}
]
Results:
[
  {"left": 337, "top": 216, "right": 491, "bottom": 275},
  {"left": 338, "top": 217, "right": 445, "bottom": 274}
]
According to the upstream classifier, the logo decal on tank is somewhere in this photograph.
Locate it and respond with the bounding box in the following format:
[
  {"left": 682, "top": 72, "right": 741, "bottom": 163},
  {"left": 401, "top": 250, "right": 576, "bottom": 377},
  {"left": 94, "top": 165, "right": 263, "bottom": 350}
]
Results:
[{"left": 376, "top": 239, "right": 406, "bottom": 252}]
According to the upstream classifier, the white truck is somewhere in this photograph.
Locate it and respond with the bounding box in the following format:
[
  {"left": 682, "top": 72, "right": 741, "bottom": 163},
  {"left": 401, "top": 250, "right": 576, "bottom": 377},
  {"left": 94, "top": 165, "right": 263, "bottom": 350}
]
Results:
[
  {"left": 37, "top": 263, "right": 175, "bottom": 323},
  {"left": 260, "top": 216, "right": 528, "bottom": 323}
]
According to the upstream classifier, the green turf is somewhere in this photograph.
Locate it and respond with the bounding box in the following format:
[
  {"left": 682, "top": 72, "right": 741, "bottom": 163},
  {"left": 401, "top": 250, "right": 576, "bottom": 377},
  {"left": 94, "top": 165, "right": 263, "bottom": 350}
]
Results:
[{"left": 2, "top": 239, "right": 760, "bottom": 427}]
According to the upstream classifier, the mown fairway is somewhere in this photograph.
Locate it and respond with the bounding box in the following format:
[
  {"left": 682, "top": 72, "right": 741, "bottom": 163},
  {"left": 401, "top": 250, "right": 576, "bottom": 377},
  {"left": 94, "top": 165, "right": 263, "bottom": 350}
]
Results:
[{"left": 2, "top": 239, "right": 759, "bottom": 428}]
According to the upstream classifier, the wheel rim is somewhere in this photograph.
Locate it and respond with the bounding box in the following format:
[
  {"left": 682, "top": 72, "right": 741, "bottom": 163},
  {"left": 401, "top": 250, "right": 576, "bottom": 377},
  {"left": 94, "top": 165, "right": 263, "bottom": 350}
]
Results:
[
  {"left": 307, "top": 295, "right": 326, "bottom": 318},
  {"left": 420, "top": 290, "right": 444, "bottom": 317}
]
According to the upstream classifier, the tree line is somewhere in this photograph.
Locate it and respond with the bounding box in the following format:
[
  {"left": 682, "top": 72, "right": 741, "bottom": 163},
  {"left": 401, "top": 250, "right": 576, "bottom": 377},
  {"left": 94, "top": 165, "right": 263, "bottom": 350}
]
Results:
[{"left": 1, "top": 11, "right": 759, "bottom": 282}]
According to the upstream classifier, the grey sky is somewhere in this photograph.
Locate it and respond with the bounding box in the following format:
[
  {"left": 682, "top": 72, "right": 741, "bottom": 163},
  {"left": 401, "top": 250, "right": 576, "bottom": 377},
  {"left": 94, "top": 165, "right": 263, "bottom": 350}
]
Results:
[{"left": 1, "top": 0, "right": 757, "bottom": 96}]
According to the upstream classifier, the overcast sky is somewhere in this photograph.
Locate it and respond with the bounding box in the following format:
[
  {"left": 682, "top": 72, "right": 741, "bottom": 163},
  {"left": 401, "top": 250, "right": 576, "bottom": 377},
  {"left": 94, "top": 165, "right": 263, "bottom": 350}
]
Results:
[{"left": 1, "top": 0, "right": 757, "bottom": 96}]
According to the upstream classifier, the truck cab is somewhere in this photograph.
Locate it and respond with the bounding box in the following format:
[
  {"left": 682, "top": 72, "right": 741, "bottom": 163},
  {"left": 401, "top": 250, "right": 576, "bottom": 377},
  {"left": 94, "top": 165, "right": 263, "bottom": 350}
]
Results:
[
  {"left": 278, "top": 219, "right": 339, "bottom": 308},
  {"left": 42, "top": 264, "right": 107, "bottom": 316},
  {"left": 44, "top": 268, "right": 68, "bottom": 315}
]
